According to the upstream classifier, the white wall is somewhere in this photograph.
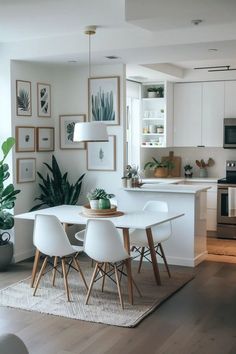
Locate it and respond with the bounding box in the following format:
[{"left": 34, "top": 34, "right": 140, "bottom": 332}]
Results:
[{"left": 11, "top": 61, "right": 126, "bottom": 261}]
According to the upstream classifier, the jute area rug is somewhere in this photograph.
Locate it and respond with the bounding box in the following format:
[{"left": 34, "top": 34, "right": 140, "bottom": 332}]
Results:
[
  {"left": 207, "top": 237, "right": 236, "bottom": 256},
  {"left": 0, "top": 260, "right": 193, "bottom": 328}
]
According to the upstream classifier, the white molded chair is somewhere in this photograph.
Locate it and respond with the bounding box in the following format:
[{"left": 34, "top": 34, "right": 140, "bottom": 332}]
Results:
[
  {"left": 0, "top": 333, "right": 29, "bottom": 354},
  {"left": 83, "top": 219, "right": 130, "bottom": 309},
  {"left": 33, "top": 214, "right": 88, "bottom": 301},
  {"left": 130, "top": 200, "right": 172, "bottom": 277}
]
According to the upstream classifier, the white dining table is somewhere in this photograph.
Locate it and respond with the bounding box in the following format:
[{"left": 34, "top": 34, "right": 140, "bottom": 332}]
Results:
[{"left": 15, "top": 205, "right": 184, "bottom": 304}]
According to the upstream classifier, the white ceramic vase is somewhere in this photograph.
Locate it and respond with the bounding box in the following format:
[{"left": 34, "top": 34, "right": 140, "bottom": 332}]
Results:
[{"left": 89, "top": 199, "right": 99, "bottom": 209}]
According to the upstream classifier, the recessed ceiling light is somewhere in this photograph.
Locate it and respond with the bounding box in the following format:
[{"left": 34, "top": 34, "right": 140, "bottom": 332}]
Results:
[
  {"left": 208, "top": 48, "right": 218, "bottom": 52},
  {"left": 105, "top": 56, "right": 119, "bottom": 60},
  {"left": 191, "top": 19, "right": 203, "bottom": 26}
]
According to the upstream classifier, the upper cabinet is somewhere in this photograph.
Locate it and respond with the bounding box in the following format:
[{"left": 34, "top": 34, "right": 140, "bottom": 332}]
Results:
[
  {"left": 202, "top": 82, "right": 224, "bottom": 147},
  {"left": 174, "top": 81, "right": 225, "bottom": 147},
  {"left": 225, "top": 81, "right": 236, "bottom": 118},
  {"left": 174, "top": 83, "right": 202, "bottom": 147},
  {"left": 141, "top": 82, "right": 173, "bottom": 148}
]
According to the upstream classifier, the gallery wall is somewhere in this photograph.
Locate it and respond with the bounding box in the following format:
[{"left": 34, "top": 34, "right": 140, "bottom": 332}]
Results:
[{"left": 11, "top": 60, "right": 126, "bottom": 262}]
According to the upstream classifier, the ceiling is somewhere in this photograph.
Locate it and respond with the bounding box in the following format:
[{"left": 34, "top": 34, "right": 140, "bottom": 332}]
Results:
[{"left": 1, "top": 0, "right": 236, "bottom": 81}]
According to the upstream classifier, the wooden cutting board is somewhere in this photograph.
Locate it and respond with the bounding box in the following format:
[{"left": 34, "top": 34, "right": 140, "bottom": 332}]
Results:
[{"left": 161, "top": 151, "right": 182, "bottom": 177}]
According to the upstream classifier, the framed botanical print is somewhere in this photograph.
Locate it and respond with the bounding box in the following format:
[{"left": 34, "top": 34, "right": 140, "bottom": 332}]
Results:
[
  {"left": 36, "top": 127, "right": 54, "bottom": 152},
  {"left": 37, "top": 83, "right": 51, "bottom": 117},
  {"left": 17, "top": 158, "right": 36, "bottom": 183},
  {"left": 16, "top": 80, "right": 32, "bottom": 116},
  {"left": 59, "top": 114, "right": 86, "bottom": 149},
  {"left": 86, "top": 135, "right": 116, "bottom": 171},
  {"left": 15, "top": 126, "right": 35, "bottom": 152},
  {"left": 88, "top": 76, "right": 120, "bottom": 125}
]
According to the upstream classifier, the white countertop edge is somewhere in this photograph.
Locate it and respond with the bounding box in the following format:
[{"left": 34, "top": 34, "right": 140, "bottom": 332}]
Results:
[
  {"left": 142, "top": 177, "right": 218, "bottom": 183},
  {"left": 123, "top": 185, "right": 209, "bottom": 194}
]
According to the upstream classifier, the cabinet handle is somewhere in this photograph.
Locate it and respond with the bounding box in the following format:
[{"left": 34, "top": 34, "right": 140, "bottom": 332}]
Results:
[{"left": 197, "top": 145, "right": 205, "bottom": 147}]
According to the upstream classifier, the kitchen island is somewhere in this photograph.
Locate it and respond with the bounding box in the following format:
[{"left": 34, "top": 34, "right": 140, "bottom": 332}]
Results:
[{"left": 118, "top": 182, "right": 209, "bottom": 267}]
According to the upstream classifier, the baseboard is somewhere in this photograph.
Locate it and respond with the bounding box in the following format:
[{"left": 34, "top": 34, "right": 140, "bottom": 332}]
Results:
[
  {"left": 13, "top": 248, "right": 35, "bottom": 263},
  {"left": 194, "top": 251, "right": 208, "bottom": 266},
  {"left": 132, "top": 253, "right": 203, "bottom": 267}
]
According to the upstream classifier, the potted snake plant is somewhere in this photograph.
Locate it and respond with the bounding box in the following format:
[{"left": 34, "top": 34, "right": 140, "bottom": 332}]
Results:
[{"left": 0, "top": 137, "right": 21, "bottom": 270}]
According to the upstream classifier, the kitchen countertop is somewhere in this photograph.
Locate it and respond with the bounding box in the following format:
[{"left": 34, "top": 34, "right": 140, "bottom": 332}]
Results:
[{"left": 124, "top": 184, "right": 210, "bottom": 194}]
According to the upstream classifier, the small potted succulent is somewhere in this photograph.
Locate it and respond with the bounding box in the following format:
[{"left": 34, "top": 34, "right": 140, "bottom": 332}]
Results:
[
  {"left": 0, "top": 137, "right": 21, "bottom": 270},
  {"left": 147, "top": 87, "right": 158, "bottom": 98},
  {"left": 195, "top": 158, "right": 214, "bottom": 178},
  {"left": 184, "top": 164, "right": 193, "bottom": 178},
  {"left": 87, "top": 188, "right": 115, "bottom": 209}
]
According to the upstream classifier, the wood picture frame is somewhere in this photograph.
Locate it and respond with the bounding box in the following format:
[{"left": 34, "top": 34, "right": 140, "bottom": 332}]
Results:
[
  {"left": 88, "top": 76, "right": 120, "bottom": 125},
  {"left": 17, "top": 158, "right": 36, "bottom": 183},
  {"left": 59, "top": 114, "right": 86, "bottom": 149},
  {"left": 16, "top": 80, "right": 32, "bottom": 116},
  {"left": 36, "top": 127, "right": 54, "bottom": 152},
  {"left": 15, "top": 126, "right": 35, "bottom": 152},
  {"left": 86, "top": 135, "right": 116, "bottom": 171},
  {"left": 37, "top": 82, "right": 51, "bottom": 117}
]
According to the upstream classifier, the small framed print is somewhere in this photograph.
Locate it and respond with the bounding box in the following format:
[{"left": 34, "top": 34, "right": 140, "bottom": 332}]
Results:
[
  {"left": 37, "top": 83, "right": 51, "bottom": 117},
  {"left": 16, "top": 80, "right": 32, "bottom": 116},
  {"left": 15, "top": 126, "right": 35, "bottom": 152},
  {"left": 59, "top": 114, "right": 86, "bottom": 149},
  {"left": 17, "top": 158, "right": 36, "bottom": 183},
  {"left": 36, "top": 127, "right": 54, "bottom": 152},
  {"left": 88, "top": 76, "right": 120, "bottom": 125},
  {"left": 87, "top": 135, "right": 116, "bottom": 171}
]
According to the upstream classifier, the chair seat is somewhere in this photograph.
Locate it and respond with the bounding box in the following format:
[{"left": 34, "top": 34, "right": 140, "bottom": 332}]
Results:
[
  {"left": 72, "top": 245, "right": 84, "bottom": 253},
  {"left": 75, "top": 229, "right": 85, "bottom": 242},
  {"left": 129, "top": 228, "right": 171, "bottom": 247}
]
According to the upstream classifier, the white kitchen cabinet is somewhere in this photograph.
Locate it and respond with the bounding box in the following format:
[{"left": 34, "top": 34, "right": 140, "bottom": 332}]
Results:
[
  {"left": 173, "top": 83, "right": 202, "bottom": 146},
  {"left": 202, "top": 81, "right": 224, "bottom": 147},
  {"left": 174, "top": 81, "right": 225, "bottom": 147},
  {"left": 225, "top": 81, "right": 236, "bottom": 117}
]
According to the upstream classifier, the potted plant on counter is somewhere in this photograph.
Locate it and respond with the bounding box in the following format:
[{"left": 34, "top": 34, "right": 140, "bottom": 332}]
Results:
[
  {"left": 87, "top": 188, "right": 115, "bottom": 209},
  {"left": 195, "top": 158, "right": 214, "bottom": 178},
  {"left": 184, "top": 164, "right": 193, "bottom": 178},
  {"left": 0, "top": 137, "right": 21, "bottom": 270},
  {"left": 144, "top": 157, "right": 171, "bottom": 178}
]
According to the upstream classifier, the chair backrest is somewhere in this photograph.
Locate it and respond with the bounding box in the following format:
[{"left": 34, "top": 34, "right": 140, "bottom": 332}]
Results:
[
  {"left": 84, "top": 219, "right": 128, "bottom": 262},
  {"left": 0, "top": 333, "right": 29, "bottom": 354},
  {"left": 33, "top": 214, "right": 75, "bottom": 257},
  {"left": 143, "top": 200, "right": 172, "bottom": 238}
]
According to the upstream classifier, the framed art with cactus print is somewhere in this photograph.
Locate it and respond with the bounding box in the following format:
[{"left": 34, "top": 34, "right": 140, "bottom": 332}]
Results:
[
  {"left": 88, "top": 76, "right": 120, "bottom": 125},
  {"left": 37, "top": 83, "right": 51, "bottom": 117},
  {"left": 59, "top": 114, "right": 86, "bottom": 149},
  {"left": 86, "top": 135, "right": 116, "bottom": 171},
  {"left": 16, "top": 80, "right": 32, "bottom": 116},
  {"left": 15, "top": 126, "right": 35, "bottom": 152}
]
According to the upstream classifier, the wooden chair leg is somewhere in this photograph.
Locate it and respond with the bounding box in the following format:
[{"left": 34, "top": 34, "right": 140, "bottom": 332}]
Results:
[
  {"left": 52, "top": 256, "right": 58, "bottom": 286},
  {"left": 114, "top": 264, "right": 124, "bottom": 309},
  {"left": 61, "top": 258, "right": 70, "bottom": 302},
  {"left": 33, "top": 257, "right": 48, "bottom": 296},
  {"left": 132, "top": 277, "right": 142, "bottom": 297},
  {"left": 85, "top": 263, "right": 99, "bottom": 305},
  {"left": 101, "top": 263, "right": 107, "bottom": 292},
  {"left": 73, "top": 257, "right": 88, "bottom": 290},
  {"left": 138, "top": 246, "right": 145, "bottom": 273},
  {"left": 159, "top": 243, "right": 171, "bottom": 278},
  {"left": 31, "top": 248, "right": 41, "bottom": 288}
]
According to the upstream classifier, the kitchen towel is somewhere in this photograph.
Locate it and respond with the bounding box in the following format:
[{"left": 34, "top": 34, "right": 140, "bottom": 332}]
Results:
[{"left": 228, "top": 187, "right": 236, "bottom": 217}]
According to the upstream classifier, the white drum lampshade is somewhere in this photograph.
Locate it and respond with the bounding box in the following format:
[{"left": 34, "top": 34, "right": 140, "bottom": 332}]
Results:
[{"left": 73, "top": 122, "right": 109, "bottom": 142}]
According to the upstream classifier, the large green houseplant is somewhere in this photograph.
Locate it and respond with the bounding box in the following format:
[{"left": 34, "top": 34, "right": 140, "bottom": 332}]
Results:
[
  {"left": 31, "top": 155, "right": 85, "bottom": 210},
  {"left": 0, "top": 137, "right": 21, "bottom": 270}
]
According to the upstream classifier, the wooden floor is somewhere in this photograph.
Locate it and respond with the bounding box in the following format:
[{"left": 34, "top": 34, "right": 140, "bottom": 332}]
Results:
[{"left": 1, "top": 259, "right": 236, "bottom": 354}]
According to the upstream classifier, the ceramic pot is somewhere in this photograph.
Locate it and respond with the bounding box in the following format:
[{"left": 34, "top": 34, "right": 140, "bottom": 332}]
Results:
[
  {"left": 127, "top": 178, "right": 132, "bottom": 188},
  {"left": 199, "top": 168, "right": 208, "bottom": 178},
  {"left": 98, "top": 199, "right": 111, "bottom": 209},
  {"left": 89, "top": 199, "right": 99, "bottom": 209},
  {"left": 0, "top": 241, "right": 13, "bottom": 271},
  {"left": 148, "top": 92, "right": 157, "bottom": 98}
]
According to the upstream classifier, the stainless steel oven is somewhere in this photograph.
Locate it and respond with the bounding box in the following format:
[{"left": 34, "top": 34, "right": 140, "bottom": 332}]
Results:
[{"left": 217, "top": 160, "right": 236, "bottom": 239}]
